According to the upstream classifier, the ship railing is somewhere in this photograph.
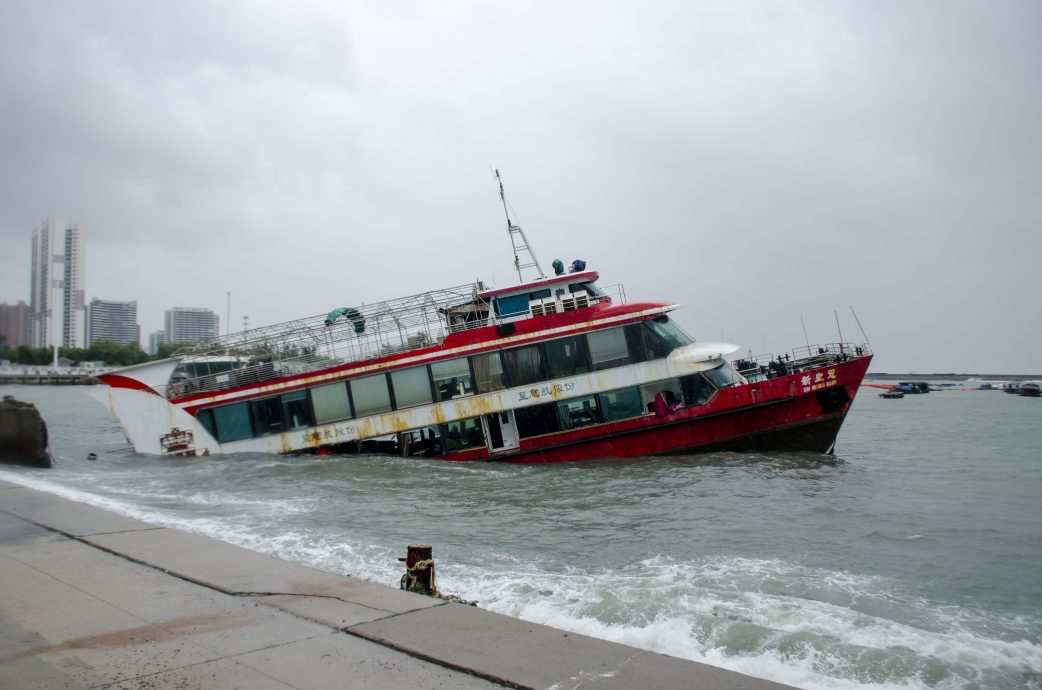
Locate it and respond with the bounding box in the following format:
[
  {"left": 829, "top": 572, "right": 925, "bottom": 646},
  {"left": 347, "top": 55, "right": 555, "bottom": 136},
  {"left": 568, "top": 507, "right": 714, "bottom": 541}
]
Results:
[
  {"left": 733, "top": 342, "right": 871, "bottom": 382},
  {"left": 488, "top": 283, "right": 625, "bottom": 323},
  {"left": 163, "top": 282, "right": 485, "bottom": 399}
]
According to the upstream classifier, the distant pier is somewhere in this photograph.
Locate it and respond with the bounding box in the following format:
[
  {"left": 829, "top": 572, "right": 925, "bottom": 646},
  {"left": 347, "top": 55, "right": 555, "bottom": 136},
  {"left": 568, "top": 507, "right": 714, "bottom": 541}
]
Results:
[{"left": 0, "top": 373, "right": 98, "bottom": 385}]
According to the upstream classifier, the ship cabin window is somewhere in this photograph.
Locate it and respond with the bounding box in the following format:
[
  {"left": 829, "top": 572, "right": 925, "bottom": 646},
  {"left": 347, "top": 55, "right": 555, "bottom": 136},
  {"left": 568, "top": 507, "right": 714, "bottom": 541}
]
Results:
[
  {"left": 545, "top": 335, "right": 590, "bottom": 378},
  {"left": 575, "top": 281, "right": 605, "bottom": 298},
  {"left": 282, "top": 390, "right": 313, "bottom": 430},
  {"left": 556, "top": 395, "right": 600, "bottom": 430},
  {"left": 640, "top": 380, "right": 684, "bottom": 413},
  {"left": 251, "top": 396, "right": 284, "bottom": 436},
  {"left": 350, "top": 374, "right": 393, "bottom": 417},
  {"left": 250, "top": 390, "right": 314, "bottom": 435},
  {"left": 494, "top": 294, "right": 529, "bottom": 318},
  {"left": 642, "top": 316, "right": 693, "bottom": 359},
  {"left": 598, "top": 387, "right": 644, "bottom": 422},
  {"left": 440, "top": 417, "right": 484, "bottom": 453},
  {"left": 588, "top": 326, "right": 644, "bottom": 370},
  {"left": 390, "top": 366, "right": 434, "bottom": 409},
  {"left": 681, "top": 373, "right": 714, "bottom": 405},
  {"left": 515, "top": 403, "right": 560, "bottom": 438},
  {"left": 198, "top": 402, "right": 252, "bottom": 443},
  {"left": 703, "top": 362, "right": 744, "bottom": 389},
  {"left": 431, "top": 357, "right": 474, "bottom": 401},
  {"left": 473, "top": 352, "right": 506, "bottom": 392},
  {"left": 311, "top": 382, "right": 352, "bottom": 424},
  {"left": 503, "top": 344, "right": 547, "bottom": 388}
]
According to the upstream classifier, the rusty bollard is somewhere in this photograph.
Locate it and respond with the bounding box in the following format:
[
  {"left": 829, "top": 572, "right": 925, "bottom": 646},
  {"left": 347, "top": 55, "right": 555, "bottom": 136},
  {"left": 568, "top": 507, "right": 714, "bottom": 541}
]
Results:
[{"left": 399, "top": 544, "right": 435, "bottom": 596}]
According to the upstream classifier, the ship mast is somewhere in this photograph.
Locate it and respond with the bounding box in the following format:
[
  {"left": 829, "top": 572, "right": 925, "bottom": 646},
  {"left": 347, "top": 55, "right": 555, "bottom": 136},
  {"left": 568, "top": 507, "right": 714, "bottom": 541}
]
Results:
[{"left": 495, "top": 169, "right": 546, "bottom": 283}]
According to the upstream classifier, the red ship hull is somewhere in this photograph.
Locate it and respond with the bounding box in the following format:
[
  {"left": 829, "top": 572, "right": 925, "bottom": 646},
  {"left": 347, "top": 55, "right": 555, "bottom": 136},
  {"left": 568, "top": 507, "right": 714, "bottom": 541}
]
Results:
[{"left": 446, "top": 355, "right": 871, "bottom": 463}]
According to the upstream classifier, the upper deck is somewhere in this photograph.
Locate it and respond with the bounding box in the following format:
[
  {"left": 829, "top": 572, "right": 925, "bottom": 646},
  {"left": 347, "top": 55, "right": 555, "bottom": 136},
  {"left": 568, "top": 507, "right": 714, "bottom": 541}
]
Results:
[{"left": 164, "top": 271, "right": 626, "bottom": 400}]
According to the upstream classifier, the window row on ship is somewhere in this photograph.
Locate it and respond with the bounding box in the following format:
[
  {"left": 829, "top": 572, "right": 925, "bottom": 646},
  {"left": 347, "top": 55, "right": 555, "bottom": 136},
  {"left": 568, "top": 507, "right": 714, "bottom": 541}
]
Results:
[{"left": 193, "top": 316, "right": 744, "bottom": 451}]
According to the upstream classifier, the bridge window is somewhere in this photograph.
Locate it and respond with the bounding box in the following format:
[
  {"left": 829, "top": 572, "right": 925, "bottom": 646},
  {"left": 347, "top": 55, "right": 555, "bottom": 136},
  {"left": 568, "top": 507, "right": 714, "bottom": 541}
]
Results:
[
  {"left": 681, "top": 374, "right": 714, "bottom": 405},
  {"left": 642, "top": 316, "right": 693, "bottom": 359},
  {"left": 703, "top": 362, "right": 744, "bottom": 389}
]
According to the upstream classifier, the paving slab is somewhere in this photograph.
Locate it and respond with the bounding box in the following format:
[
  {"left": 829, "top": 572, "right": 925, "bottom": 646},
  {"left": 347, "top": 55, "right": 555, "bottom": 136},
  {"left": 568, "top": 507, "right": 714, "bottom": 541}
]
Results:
[
  {"left": 233, "top": 632, "right": 496, "bottom": 690},
  {"left": 84, "top": 527, "right": 440, "bottom": 614},
  {"left": 352, "top": 600, "right": 792, "bottom": 689},
  {"left": 258, "top": 595, "right": 396, "bottom": 628},
  {"left": 1, "top": 481, "right": 155, "bottom": 536}
]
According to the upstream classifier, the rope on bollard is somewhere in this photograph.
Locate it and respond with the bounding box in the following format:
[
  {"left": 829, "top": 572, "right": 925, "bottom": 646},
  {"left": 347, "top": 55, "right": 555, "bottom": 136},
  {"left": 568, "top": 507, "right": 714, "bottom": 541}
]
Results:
[{"left": 399, "top": 557, "right": 477, "bottom": 606}]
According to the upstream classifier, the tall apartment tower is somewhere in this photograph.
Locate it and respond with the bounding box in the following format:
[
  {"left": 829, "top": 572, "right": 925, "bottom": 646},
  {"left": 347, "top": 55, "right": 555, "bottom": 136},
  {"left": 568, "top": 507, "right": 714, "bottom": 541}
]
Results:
[
  {"left": 86, "top": 299, "right": 139, "bottom": 347},
  {"left": 0, "top": 301, "right": 31, "bottom": 347},
  {"left": 30, "top": 218, "right": 86, "bottom": 349},
  {"left": 164, "top": 307, "right": 219, "bottom": 345}
]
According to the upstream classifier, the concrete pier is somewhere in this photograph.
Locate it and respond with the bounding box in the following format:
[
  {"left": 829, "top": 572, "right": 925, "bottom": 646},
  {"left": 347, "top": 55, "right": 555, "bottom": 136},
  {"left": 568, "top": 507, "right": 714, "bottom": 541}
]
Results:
[{"left": 0, "top": 479, "right": 794, "bottom": 689}]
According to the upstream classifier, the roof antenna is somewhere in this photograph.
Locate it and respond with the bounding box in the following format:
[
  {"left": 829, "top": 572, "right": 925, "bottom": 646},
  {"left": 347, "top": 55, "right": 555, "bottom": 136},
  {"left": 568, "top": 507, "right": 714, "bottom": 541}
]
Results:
[
  {"left": 850, "top": 306, "right": 871, "bottom": 348},
  {"left": 494, "top": 168, "right": 546, "bottom": 283}
]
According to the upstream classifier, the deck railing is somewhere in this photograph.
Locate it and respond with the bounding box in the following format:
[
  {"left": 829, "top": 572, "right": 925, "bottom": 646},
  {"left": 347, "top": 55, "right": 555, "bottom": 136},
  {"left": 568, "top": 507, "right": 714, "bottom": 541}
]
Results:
[{"left": 733, "top": 342, "right": 871, "bottom": 382}]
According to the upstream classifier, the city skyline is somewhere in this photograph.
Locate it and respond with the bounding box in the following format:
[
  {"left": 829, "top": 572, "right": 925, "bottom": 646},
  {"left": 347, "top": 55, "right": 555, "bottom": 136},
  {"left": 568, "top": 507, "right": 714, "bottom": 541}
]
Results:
[{"left": 4, "top": 220, "right": 227, "bottom": 351}]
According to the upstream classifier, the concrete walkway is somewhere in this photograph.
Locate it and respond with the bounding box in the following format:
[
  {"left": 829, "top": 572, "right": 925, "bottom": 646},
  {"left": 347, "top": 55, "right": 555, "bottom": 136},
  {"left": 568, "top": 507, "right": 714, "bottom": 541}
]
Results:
[{"left": 0, "top": 479, "right": 794, "bottom": 689}]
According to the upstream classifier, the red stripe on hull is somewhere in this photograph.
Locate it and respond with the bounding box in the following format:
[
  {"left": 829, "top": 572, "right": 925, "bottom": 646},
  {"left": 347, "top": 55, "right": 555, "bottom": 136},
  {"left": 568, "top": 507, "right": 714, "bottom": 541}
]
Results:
[{"left": 97, "top": 374, "right": 161, "bottom": 396}]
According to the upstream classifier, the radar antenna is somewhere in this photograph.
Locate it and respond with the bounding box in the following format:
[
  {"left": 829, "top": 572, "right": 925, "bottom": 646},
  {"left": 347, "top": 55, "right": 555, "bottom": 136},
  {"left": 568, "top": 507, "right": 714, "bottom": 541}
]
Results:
[{"left": 495, "top": 169, "right": 546, "bottom": 282}]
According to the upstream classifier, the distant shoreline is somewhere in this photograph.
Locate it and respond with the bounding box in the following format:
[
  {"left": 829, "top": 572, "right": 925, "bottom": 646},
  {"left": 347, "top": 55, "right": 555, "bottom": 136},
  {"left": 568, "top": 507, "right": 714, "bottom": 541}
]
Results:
[{"left": 867, "top": 373, "right": 1040, "bottom": 381}]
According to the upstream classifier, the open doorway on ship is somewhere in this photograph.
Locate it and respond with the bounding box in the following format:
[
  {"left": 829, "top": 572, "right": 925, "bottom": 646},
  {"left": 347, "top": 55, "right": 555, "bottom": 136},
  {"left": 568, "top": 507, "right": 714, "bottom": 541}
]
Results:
[{"left": 482, "top": 411, "right": 519, "bottom": 453}]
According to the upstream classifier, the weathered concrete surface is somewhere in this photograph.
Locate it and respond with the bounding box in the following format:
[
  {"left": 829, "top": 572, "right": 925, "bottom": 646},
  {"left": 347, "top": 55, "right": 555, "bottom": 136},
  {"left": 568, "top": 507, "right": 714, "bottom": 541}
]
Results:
[
  {"left": 0, "top": 479, "right": 797, "bottom": 689},
  {"left": 0, "top": 396, "right": 52, "bottom": 467}
]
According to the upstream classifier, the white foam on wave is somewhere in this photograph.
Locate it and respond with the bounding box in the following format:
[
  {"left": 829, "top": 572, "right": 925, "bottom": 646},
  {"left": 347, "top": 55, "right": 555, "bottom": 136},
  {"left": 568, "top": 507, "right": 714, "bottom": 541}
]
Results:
[{"left": 432, "top": 552, "right": 1042, "bottom": 690}]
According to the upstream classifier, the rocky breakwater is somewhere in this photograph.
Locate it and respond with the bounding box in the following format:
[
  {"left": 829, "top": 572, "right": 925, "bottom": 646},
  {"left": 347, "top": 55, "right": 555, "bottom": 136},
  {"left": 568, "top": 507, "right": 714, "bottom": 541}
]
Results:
[{"left": 0, "top": 396, "right": 53, "bottom": 467}]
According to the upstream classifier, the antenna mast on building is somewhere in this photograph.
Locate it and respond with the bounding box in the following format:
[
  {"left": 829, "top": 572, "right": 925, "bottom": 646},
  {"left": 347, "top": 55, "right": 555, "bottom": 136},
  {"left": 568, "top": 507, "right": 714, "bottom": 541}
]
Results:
[{"left": 495, "top": 169, "right": 545, "bottom": 283}]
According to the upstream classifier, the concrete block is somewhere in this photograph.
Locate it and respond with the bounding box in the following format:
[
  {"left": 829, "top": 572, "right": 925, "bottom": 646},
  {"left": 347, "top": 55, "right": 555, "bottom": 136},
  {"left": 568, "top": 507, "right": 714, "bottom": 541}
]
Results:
[
  {"left": 232, "top": 631, "right": 498, "bottom": 689},
  {"left": 352, "top": 603, "right": 795, "bottom": 689},
  {"left": 85, "top": 528, "right": 442, "bottom": 615},
  {"left": 0, "top": 484, "right": 155, "bottom": 536}
]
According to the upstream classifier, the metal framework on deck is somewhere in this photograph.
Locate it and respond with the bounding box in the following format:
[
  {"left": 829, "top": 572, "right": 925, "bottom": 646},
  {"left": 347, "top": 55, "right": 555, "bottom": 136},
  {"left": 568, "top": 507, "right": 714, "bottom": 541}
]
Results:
[{"left": 169, "top": 283, "right": 486, "bottom": 398}]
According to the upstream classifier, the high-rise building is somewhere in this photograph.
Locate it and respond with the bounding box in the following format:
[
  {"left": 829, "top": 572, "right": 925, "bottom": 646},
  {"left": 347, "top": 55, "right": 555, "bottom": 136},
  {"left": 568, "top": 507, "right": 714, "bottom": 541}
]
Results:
[
  {"left": 164, "top": 307, "right": 219, "bottom": 345},
  {"left": 147, "top": 330, "right": 168, "bottom": 355},
  {"left": 30, "top": 218, "right": 85, "bottom": 349},
  {"left": 86, "top": 299, "right": 139, "bottom": 347},
  {"left": 0, "top": 301, "right": 31, "bottom": 348}
]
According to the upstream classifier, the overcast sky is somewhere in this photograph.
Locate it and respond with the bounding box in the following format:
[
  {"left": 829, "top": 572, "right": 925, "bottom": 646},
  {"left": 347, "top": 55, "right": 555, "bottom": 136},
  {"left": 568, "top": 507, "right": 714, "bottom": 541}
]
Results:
[{"left": 1, "top": 1, "right": 1039, "bottom": 374}]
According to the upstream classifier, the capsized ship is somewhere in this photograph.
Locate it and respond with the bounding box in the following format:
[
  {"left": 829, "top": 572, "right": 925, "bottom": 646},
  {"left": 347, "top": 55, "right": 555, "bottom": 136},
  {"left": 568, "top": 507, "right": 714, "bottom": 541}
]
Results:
[
  {"left": 93, "top": 269, "right": 871, "bottom": 462},
  {"left": 92, "top": 178, "right": 871, "bottom": 462}
]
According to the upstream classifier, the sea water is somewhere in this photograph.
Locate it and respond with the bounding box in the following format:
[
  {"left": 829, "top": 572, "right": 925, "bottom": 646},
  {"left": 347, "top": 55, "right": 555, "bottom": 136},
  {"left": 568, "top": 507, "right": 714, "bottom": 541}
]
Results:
[{"left": 1, "top": 383, "right": 1039, "bottom": 690}]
